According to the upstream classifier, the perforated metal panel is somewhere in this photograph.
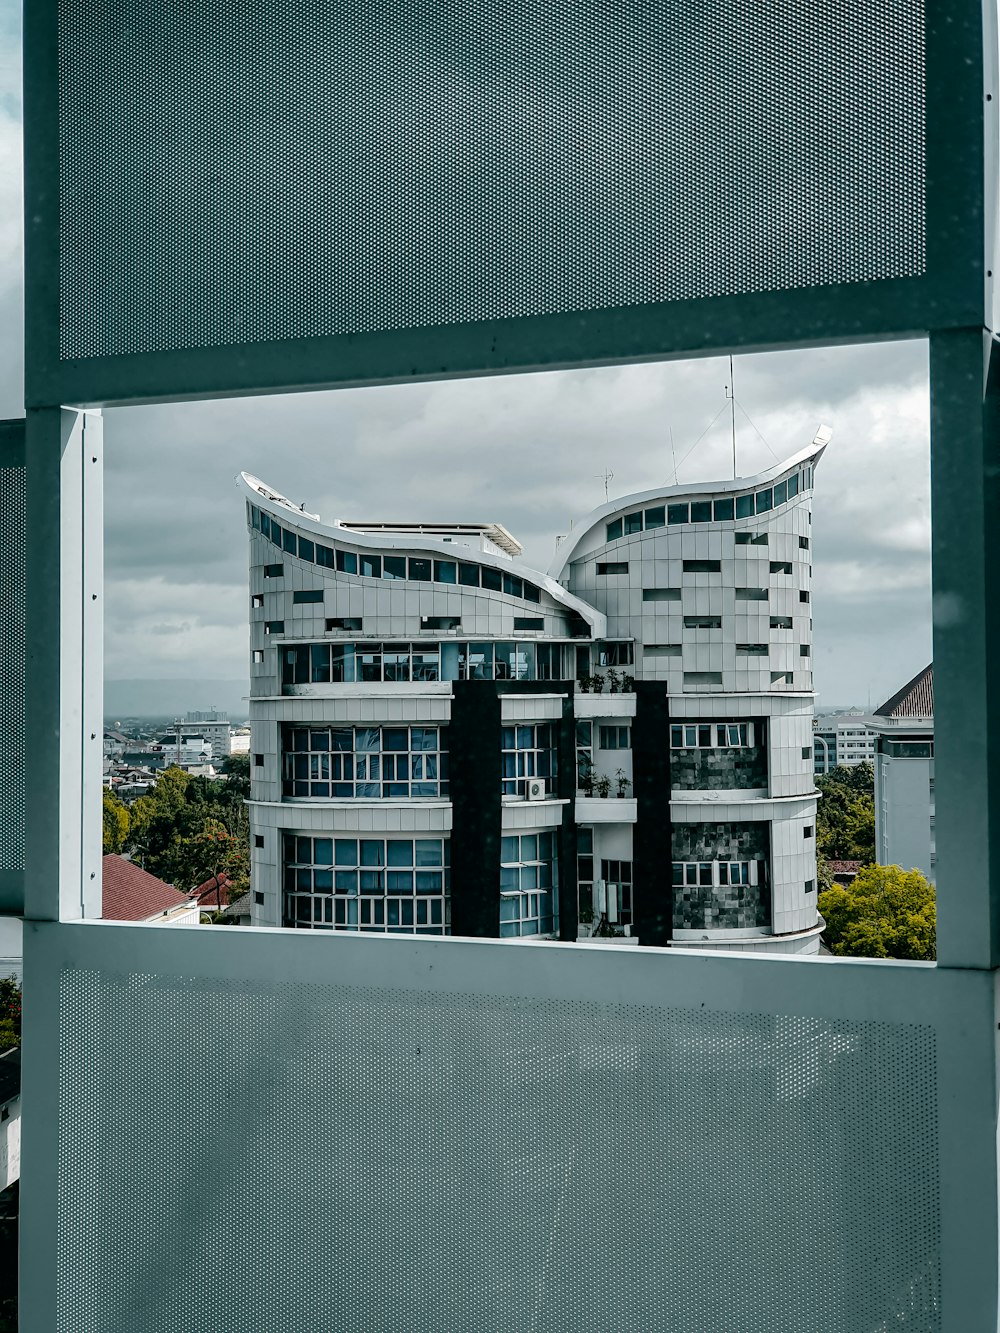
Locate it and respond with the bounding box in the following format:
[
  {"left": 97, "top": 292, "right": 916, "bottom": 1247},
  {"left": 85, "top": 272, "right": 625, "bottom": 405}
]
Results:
[
  {"left": 57, "top": 0, "right": 925, "bottom": 362},
  {"left": 56, "top": 965, "right": 939, "bottom": 1332},
  {"left": 0, "top": 434, "right": 25, "bottom": 878}
]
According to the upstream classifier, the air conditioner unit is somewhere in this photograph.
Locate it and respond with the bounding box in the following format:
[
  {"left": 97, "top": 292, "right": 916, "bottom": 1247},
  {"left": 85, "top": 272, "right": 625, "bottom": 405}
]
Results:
[{"left": 527, "top": 778, "right": 546, "bottom": 801}]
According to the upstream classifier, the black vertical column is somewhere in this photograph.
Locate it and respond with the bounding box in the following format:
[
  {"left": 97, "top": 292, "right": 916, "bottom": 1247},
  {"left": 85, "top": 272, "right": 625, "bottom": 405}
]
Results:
[
  {"left": 632, "top": 682, "right": 673, "bottom": 946},
  {"left": 449, "top": 682, "right": 502, "bottom": 937}
]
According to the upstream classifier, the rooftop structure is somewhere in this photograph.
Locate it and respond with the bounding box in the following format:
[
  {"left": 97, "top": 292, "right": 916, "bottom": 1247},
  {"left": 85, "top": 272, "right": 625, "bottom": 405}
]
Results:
[
  {"left": 100, "top": 856, "right": 200, "bottom": 925},
  {"left": 872, "top": 667, "right": 936, "bottom": 880}
]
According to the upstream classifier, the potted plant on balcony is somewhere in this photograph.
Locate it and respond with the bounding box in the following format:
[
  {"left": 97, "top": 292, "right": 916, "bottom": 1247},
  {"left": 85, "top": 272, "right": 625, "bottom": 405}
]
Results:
[
  {"left": 622, "top": 673, "right": 635, "bottom": 693},
  {"left": 577, "top": 673, "right": 591, "bottom": 692},
  {"left": 578, "top": 755, "right": 596, "bottom": 796},
  {"left": 607, "top": 668, "right": 621, "bottom": 694},
  {"left": 615, "top": 768, "right": 631, "bottom": 799},
  {"left": 591, "top": 672, "right": 605, "bottom": 694},
  {"left": 596, "top": 773, "right": 612, "bottom": 798}
]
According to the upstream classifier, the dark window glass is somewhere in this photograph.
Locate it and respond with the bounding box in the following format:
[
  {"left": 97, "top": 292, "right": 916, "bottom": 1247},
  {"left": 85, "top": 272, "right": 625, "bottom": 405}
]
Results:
[
  {"left": 682, "top": 560, "right": 721, "bottom": 573},
  {"left": 434, "top": 560, "right": 457, "bottom": 584},
  {"left": 283, "top": 528, "right": 297, "bottom": 554},
  {"left": 251, "top": 505, "right": 260, "bottom": 529},
  {"left": 713, "top": 498, "right": 735, "bottom": 521},
  {"left": 770, "top": 561, "right": 793, "bottom": 574},
  {"left": 503, "top": 573, "right": 523, "bottom": 597},
  {"left": 644, "top": 506, "right": 665, "bottom": 529},
  {"left": 298, "top": 537, "right": 315, "bottom": 562},
  {"left": 735, "top": 494, "right": 754, "bottom": 518},
  {"left": 260, "top": 512, "right": 271, "bottom": 537},
  {"left": 788, "top": 473, "right": 800, "bottom": 498},
  {"left": 596, "top": 562, "right": 628, "bottom": 575},
  {"left": 606, "top": 518, "right": 623, "bottom": 542},
  {"left": 265, "top": 621, "right": 284, "bottom": 634},
  {"left": 336, "top": 549, "right": 357, "bottom": 574},
  {"left": 513, "top": 617, "right": 544, "bottom": 630},
  {"left": 458, "top": 563, "right": 480, "bottom": 587},
  {"left": 523, "top": 582, "right": 541, "bottom": 603},
  {"left": 800, "top": 590, "right": 810, "bottom": 602},
  {"left": 481, "top": 566, "right": 502, "bottom": 591},
  {"left": 773, "top": 480, "right": 787, "bottom": 506},
  {"left": 263, "top": 563, "right": 283, "bottom": 577},
  {"left": 624, "top": 512, "right": 642, "bottom": 534},
  {"left": 690, "top": 500, "right": 712, "bottom": 523},
  {"left": 383, "top": 555, "right": 406, "bottom": 579},
  {"left": 409, "top": 558, "right": 432, "bottom": 582},
  {"left": 270, "top": 521, "right": 282, "bottom": 546},
  {"left": 755, "top": 488, "right": 773, "bottom": 513},
  {"left": 293, "top": 589, "right": 323, "bottom": 604},
  {"left": 799, "top": 535, "right": 810, "bottom": 549},
  {"left": 359, "top": 553, "right": 381, "bottom": 578},
  {"left": 316, "top": 545, "right": 334, "bottom": 568},
  {"left": 667, "top": 503, "right": 688, "bottom": 524}
]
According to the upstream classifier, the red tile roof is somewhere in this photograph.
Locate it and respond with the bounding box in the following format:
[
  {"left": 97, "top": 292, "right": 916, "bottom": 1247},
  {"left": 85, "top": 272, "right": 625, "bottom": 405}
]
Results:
[
  {"left": 101, "top": 855, "right": 193, "bottom": 922},
  {"left": 874, "top": 664, "right": 934, "bottom": 719},
  {"left": 193, "top": 873, "right": 233, "bottom": 908},
  {"left": 827, "top": 860, "right": 863, "bottom": 875}
]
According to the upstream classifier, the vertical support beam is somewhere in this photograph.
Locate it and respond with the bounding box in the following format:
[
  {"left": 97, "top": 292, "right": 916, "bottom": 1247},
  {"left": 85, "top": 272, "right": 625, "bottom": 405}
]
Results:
[
  {"left": 0, "top": 421, "right": 26, "bottom": 912},
  {"left": 24, "top": 408, "right": 103, "bottom": 923},
  {"left": 929, "top": 329, "right": 1000, "bottom": 967}
]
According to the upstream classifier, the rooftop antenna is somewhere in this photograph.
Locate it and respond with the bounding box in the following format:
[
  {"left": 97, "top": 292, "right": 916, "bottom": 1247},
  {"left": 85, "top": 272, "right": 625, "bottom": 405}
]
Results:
[
  {"left": 669, "top": 425, "right": 678, "bottom": 486},
  {"left": 725, "top": 355, "right": 737, "bottom": 479},
  {"left": 596, "top": 469, "right": 615, "bottom": 502}
]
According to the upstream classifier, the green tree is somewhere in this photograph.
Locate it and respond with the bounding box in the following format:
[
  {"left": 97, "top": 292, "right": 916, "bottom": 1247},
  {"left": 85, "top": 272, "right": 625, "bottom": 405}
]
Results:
[
  {"left": 102, "top": 788, "right": 130, "bottom": 855},
  {"left": 0, "top": 979, "right": 21, "bottom": 1051},
  {"left": 815, "top": 762, "right": 876, "bottom": 862},
  {"left": 159, "top": 818, "right": 249, "bottom": 895},
  {"left": 819, "top": 863, "right": 936, "bottom": 960}
]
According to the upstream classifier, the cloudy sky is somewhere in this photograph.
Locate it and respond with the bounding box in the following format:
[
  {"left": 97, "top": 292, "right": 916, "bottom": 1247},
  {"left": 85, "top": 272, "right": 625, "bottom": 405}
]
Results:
[{"left": 0, "top": 13, "right": 931, "bottom": 715}]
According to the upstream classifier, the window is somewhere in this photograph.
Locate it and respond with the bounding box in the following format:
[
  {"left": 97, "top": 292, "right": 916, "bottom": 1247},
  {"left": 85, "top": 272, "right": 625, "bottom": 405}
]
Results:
[
  {"left": 298, "top": 537, "right": 314, "bottom": 562},
  {"left": 773, "top": 480, "right": 787, "bottom": 506},
  {"left": 283, "top": 725, "right": 448, "bottom": 798},
  {"left": 421, "top": 615, "right": 462, "bottom": 630},
  {"left": 336, "top": 549, "right": 357, "bottom": 574},
  {"left": 600, "top": 859, "right": 633, "bottom": 926},
  {"left": 597, "top": 562, "right": 628, "bottom": 575},
  {"left": 642, "top": 588, "right": 680, "bottom": 601},
  {"left": 282, "top": 529, "right": 297, "bottom": 555},
  {"left": 576, "top": 721, "right": 593, "bottom": 791},
  {"left": 502, "top": 573, "right": 523, "bottom": 597},
  {"left": 736, "top": 644, "right": 768, "bottom": 655},
  {"left": 683, "top": 672, "right": 723, "bottom": 686},
  {"left": 251, "top": 594, "right": 263, "bottom": 608},
  {"left": 788, "top": 473, "right": 800, "bottom": 498},
  {"left": 606, "top": 518, "right": 623, "bottom": 542},
  {"left": 523, "top": 582, "right": 541, "bottom": 604},
  {"left": 770, "top": 616, "right": 792, "bottom": 629},
  {"left": 434, "top": 560, "right": 457, "bottom": 584},
  {"left": 408, "top": 558, "right": 432, "bottom": 582},
  {"left": 755, "top": 489, "right": 772, "bottom": 513},
  {"left": 264, "top": 621, "right": 284, "bottom": 634},
  {"left": 643, "top": 644, "right": 681, "bottom": 656},
  {"left": 459, "top": 642, "right": 531, "bottom": 680},
  {"left": 735, "top": 531, "right": 767, "bottom": 545},
  {"left": 667, "top": 503, "right": 688, "bottom": 524},
  {"left": 326, "top": 617, "right": 363, "bottom": 631},
  {"left": 800, "top": 590, "right": 810, "bottom": 603},
  {"left": 535, "top": 643, "right": 564, "bottom": 680},
  {"left": 802, "top": 746, "right": 812, "bottom": 759},
  {"left": 252, "top": 649, "right": 264, "bottom": 664},
  {"left": 804, "top": 826, "right": 814, "bottom": 838},
  {"left": 673, "top": 860, "right": 757, "bottom": 889},
  {"left": 359, "top": 553, "right": 381, "bottom": 578},
  {"left": 671, "top": 722, "right": 752, "bottom": 747},
  {"left": 283, "top": 835, "right": 450, "bottom": 934},
  {"left": 254, "top": 891, "right": 265, "bottom": 906},
  {"left": 263, "top": 563, "right": 283, "bottom": 578},
  {"left": 682, "top": 559, "right": 721, "bottom": 573},
  {"left": 770, "top": 671, "right": 792, "bottom": 685},
  {"left": 690, "top": 500, "right": 712, "bottom": 522},
  {"left": 501, "top": 724, "right": 557, "bottom": 797},
  {"left": 799, "top": 536, "right": 810, "bottom": 549},
  {"left": 481, "top": 566, "right": 502, "bottom": 592},
  {"left": 577, "top": 827, "right": 594, "bottom": 918},
  {"left": 598, "top": 642, "right": 633, "bottom": 666},
  {"left": 736, "top": 588, "right": 768, "bottom": 600},
  {"left": 624, "top": 512, "right": 642, "bottom": 534},
  {"left": 713, "top": 498, "right": 735, "bottom": 521},
  {"left": 800, "top": 644, "right": 811, "bottom": 656},
  {"left": 458, "top": 563, "right": 480, "bottom": 586},
  {"left": 598, "top": 725, "right": 630, "bottom": 750},
  {"left": 315, "top": 544, "right": 334, "bottom": 568},
  {"left": 684, "top": 615, "right": 721, "bottom": 629},
  {"left": 254, "top": 753, "right": 264, "bottom": 766},
  {"left": 500, "top": 833, "right": 557, "bottom": 937},
  {"left": 382, "top": 555, "right": 405, "bottom": 580},
  {"left": 254, "top": 835, "right": 264, "bottom": 848},
  {"left": 770, "top": 560, "right": 793, "bottom": 574},
  {"left": 260, "top": 512, "right": 271, "bottom": 538},
  {"left": 282, "top": 643, "right": 440, "bottom": 685},
  {"left": 251, "top": 504, "right": 260, "bottom": 529},
  {"left": 804, "top": 880, "right": 815, "bottom": 894},
  {"left": 644, "top": 506, "right": 665, "bottom": 529},
  {"left": 735, "top": 494, "right": 754, "bottom": 518},
  {"left": 513, "top": 617, "right": 544, "bottom": 630},
  {"left": 293, "top": 589, "right": 323, "bottom": 604}
]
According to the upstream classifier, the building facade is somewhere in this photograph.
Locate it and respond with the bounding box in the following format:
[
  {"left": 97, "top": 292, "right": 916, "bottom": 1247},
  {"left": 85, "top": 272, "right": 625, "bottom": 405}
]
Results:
[
  {"left": 241, "top": 433, "right": 826, "bottom": 954},
  {"left": 872, "top": 666, "right": 935, "bottom": 880},
  {"left": 813, "top": 714, "right": 878, "bottom": 777}
]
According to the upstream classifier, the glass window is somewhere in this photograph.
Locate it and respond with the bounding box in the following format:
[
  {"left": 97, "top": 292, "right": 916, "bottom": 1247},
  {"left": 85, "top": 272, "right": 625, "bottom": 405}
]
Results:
[
  {"left": 770, "top": 561, "right": 793, "bottom": 574},
  {"left": 434, "top": 560, "right": 457, "bottom": 584},
  {"left": 458, "top": 563, "right": 480, "bottom": 587},
  {"left": 624, "top": 512, "right": 642, "bottom": 534},
  {"left": 799, "top": 535, "right": 810, "bottom": 549},
  {"left": 596, "top": 562, "right": 628, "bottom": 575},
  {"left": 644, "top": 506, "right": 665, "bottom": 529},
  {"left": 501, "top": 724, "right": 558, "bottom": 796},
  {"left": 383, "top": 555, "right": 406, "bottom": 579},
  {"left": 263, "top": 563, "right": 283, "bottom": 577},
  {"left": 598, "top": 725, "right": 630, "bottom": 750},
  {"left": 667, "top": 503, "right": 688, "bottom": 524},
  {"left": 409, "top": 558, "right": 432, "bottom": 582},
  {"left": 606, "top": 518, "right": 623, "bottom": 541},
  {"left": 787, "top": 473, "right": 799, "bottom": 498},
  {"left": 264, "top": 621, "right": 284, "bottom": 634},
  {"left": 773, "top": 480, "right": 787, "bottom": 506},
  {"left": 503, "top": 572, "right": 523, "bottom": 597},
  {"left": 755, "top": 488, "right": 773, "bottom": 513},
  {"left": 260, "top": 512, "right": 271, "bottom": 538},
  {"left": 298, "top": 537, "right": 315, "bottom": 561},
  {"left": 690, "top": 500, "right": 712, "bottom": 522},
  {"left": 513, "top": 617, "right": 544, "bottom": 631},
  {"left": 293, "top": 589, "right": 323, "bottom": 604},
  {"left": 283, "top": 528, "right": 297, "bottom": 554},
  {"left": 713, "top": 498, "right": 735, "bottom": 521},
  {"left": 359, "top": 553, "right": 381, "bottom": 578},
  {"left": 735, "top": 494, "right": 754, "bottom": 518},
  {"left": 251, "top": 504, "right": 260, "bottom": 529},
  {"left": 682, "top": 560, "right": 721, "bottom": 573},
  {"left": 336, "top": 549, "right": 357, "bottom": 574},
  {"left": 481, "top": 566, "right": 502, "bottom": 591},
  {"left": 271, "top": 521, "right": 282, "bottom": 547},
  {"left": 523, "top": 582, "right": 541, "bottom": 603},
  {"left": 316, "top": 544, "right": 334, "bottom": 568}
]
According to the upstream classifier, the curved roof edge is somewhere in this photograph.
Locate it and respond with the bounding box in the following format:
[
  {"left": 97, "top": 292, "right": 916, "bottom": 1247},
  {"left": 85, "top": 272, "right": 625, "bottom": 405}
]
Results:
[
  {"left": 237, "top": 472, "right": 608, "bottom": 638},
  {"left": 547, "top": 431, "right": 830, "bottom": 580}
]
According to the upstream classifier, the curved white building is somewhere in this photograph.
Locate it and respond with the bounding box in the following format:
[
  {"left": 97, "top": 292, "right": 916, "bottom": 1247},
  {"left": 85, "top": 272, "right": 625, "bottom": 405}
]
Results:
[{"left": 240, "top": 429, "right": 827, "bottom": 953}]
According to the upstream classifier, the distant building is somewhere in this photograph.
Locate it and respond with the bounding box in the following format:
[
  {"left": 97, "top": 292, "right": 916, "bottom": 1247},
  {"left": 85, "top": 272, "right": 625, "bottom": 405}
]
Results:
[
  {"left": 101, "top": 855, "right": 201, "bottom": 925},
  {"left": 872, "top": 666, "right": 935, "bottom": 880},
  {"left": 813, "top": 714, "right": 878, "bottom": 776},
  {"left": 0, "top": 1049, "right": 21, "bottom": 1192}
]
